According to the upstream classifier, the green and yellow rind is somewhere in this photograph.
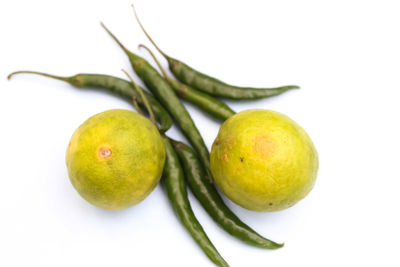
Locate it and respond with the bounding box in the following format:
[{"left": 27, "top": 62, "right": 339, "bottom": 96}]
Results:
[
  {"left": 210, "top": 109, "right": 318, "bottom": 212},
  {"left": 66, "top": 109, "right": 165, "bottom": 210}
]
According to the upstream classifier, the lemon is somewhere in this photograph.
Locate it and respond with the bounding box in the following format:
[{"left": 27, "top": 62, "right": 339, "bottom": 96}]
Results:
[
  {"left": 210, "top": 109, "right": 318, "bottom": 212},
  {"left": 66, "top": 109, "right": 165, "bottom": 210}
]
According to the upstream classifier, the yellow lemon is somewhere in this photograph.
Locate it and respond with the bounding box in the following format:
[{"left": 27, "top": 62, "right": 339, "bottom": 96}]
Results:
[
  {"left": 66, "top": 109, "right": 165, "bottom": 210},
  {"left": 210, "top": 109, "right": 318, "bottom": 212}
]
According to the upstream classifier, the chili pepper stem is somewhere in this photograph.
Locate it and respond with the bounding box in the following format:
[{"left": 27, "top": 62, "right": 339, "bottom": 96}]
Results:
[
  {"left": 139, "top": 44, "right": 171, "bottom": 81},
  {"left": 132, "top": 96, "right": 144, "bottom": 115},
  {"left": 7, "top": 70, "right": 68, "bottom": 82},
  {"left": 131, "top": 4, "right": 170, "bottom": 60},
  {"left": 100, "top": 22, "right": 130, "bottom": 55},
  {"left": 122, "top": 69, "right": 156, "bottom": 125}
]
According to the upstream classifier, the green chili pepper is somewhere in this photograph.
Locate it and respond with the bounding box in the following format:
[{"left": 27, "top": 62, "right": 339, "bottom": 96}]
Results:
[
  {"left": 139, "top": 44, "right": 236, "bottom": 121},
  {"left": 132, "top": 7, "right": 299, "bottom": 100},
  {"left": 7, "top": 71, "right": 172, "bottom": 133},
  {"left": 171, "top": 139, "right": 284, "bottom": 249},
  {"left": 123, "top": 72, "right": 228, "bottom": 266},
  {"left": 162, "top": 137, "right": 229, "bottom": 267},
  {"left": 101, "top": 23, "right": 213, "bottom": 182}
]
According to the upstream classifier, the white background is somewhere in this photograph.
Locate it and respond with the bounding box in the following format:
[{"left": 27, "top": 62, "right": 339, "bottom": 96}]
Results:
[{"left": 1, "top": 1, "right": 399, "bottom": 266}]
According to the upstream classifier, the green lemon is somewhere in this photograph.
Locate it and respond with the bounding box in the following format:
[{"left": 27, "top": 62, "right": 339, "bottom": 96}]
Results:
[
  {"left": 66, "top": 109, "right": 165, "bottom": 210},
  {"left": 210, "top": 109, "right": 318, "bottom": 212}
]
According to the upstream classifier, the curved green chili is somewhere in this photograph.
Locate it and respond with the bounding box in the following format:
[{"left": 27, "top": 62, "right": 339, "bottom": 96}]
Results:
[
  {"left": 162, "top": 137, "right": 229, "bottom": 267},
  {"left": 168, "top": 62, "right": 298, "bottom": 100},
  {"left": 171, "top": 139, "right": 283, "bottom": 249},
  {"left": 139, "top": 44, "right": 236, "bottom": 121},
  {"left": 125, "top": 73, "right": 228, "bottom": 266},
  {"left": 7, "top": 71, "right": 172, "bottom": 132},
  {"left": 132, "top": 6, "right": 299, "bottom": 100},
  {"left": 101, "top": 23, "right": 213, "bottom": 182}
]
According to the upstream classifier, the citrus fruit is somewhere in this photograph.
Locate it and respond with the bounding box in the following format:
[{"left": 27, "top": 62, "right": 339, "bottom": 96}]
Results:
[
  {"left": 210, "top": 109, "right": 318, "bottom": 212},
  {"left": 66, "top": 109, "right": 165, "bottom": 210}
]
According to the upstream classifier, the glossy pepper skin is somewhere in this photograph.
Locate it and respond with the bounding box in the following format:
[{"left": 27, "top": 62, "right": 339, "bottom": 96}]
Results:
[
  {"left": 171, "top": 139, "right": 284, "bottom": 249},
  {"left": 7, "top": 71, "right": 172, "bottom": 133},
  {"left": 101, "top": 23, "right": 213, "bottom": 182},
  {"left": 139, "top": 44, "right": 236, "bottom": 121},
  {"left": 162, "top": 137, "right": 229, "bottom": 267}
]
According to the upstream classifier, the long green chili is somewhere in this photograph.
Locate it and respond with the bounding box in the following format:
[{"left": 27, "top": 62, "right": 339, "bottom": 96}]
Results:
[
  {"left": 162, "top": 137, "right": 229, "bottom": 267},
  {"left": 101, "top": 22, "right": 213, "bottom": 182},
  {"left": 7, "top": 71, "right": 172, "bottom": 132},
  {"left": 132, "top": 6, "right": 299, "bottom": 100},
  {"left": 171, "top": 139, "right": 283, "bottom": 249}
]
